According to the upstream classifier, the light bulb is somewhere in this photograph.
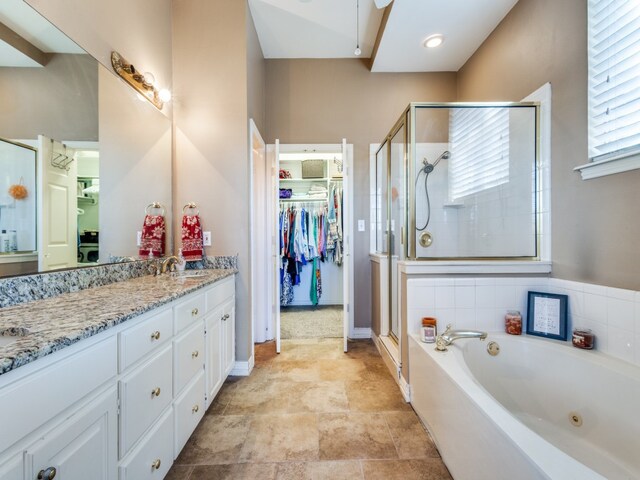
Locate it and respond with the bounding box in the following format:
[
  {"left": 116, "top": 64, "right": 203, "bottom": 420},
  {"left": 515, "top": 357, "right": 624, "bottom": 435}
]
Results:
[
  {"left": 354, "top": 46, "right": 362, "bottom": 56},
  {"left": 158, "top": 89, "right": 172, "bottom": 103},
  {"left": 423, "top": 34, "right": 444, "bottom": 49},
  {"left": 143, "top": 72, "right": 156, "bottom": 86}
]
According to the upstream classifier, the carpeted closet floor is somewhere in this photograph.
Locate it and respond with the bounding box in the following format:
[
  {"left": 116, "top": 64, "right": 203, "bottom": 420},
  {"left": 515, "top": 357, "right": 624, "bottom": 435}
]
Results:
[
  {"left": 280, "top": 305, "right": 343, "bottom": 339},
  {"left": 166, "top": 338, "right": 452, "bottom": 480}
]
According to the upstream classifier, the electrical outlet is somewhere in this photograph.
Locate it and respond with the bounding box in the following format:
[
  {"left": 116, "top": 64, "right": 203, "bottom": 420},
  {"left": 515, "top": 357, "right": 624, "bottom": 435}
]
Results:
[
  {"left": 358, "top": 220, "right": 365, "bottom": 232},
  {"left": 136, "top": 231, "right": 142, "bottom": 246},
  {"left": 203, "top": 231, "right": 212, "bottom": 246}
]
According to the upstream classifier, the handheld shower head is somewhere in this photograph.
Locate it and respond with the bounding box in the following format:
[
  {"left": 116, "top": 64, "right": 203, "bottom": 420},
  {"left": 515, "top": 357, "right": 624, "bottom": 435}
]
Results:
[{"left": 431, "top": 150, "right": 451, "bottom": 168}]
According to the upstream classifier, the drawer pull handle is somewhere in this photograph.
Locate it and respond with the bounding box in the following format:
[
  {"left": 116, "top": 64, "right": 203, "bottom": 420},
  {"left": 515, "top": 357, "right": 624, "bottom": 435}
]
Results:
[
  {"left": 191, "top": 308, "right": 199, "bottom": 316},
  {"left": 151, "top": 459, "right": 162, "bottom": 470},
  {"left": 37, "top": 467, "right": 57, "bottom": 480},
  {"left": 151, "top": 331, "right": 161, "bottom": 341},
  {"left": 192, "top": 404, "right": 199, "bottom": 413},
  {"left": 192, "top": 350, "right": 199, "bottom": 358},
  {"left": 151, "top": 387, "right": 161, "bottom": 398}
]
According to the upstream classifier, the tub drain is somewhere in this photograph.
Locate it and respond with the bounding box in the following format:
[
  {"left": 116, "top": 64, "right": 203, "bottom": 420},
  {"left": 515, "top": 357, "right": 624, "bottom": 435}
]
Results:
[
  {"left": 569, "top": 412, "right": 583, "bottom": 427},
  {"left": 487, "top": 341, "right": 500, "bottom": 356}
]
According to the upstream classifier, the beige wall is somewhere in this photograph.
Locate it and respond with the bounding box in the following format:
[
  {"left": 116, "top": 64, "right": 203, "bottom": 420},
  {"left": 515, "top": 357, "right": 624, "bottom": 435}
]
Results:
[
  {"left": 26, "top": 0, "right": 173, "bottom": 118},
  {"left": 265, "top": 59, "right": 457, "bottom": 328},
  {"left": 0, "top": 54, "right": 97, "bottom": 141},
  {"left": 172, "top": 0, "right": 253, "bottom": 362},
  {"left": 457, "top": 0, "right": 640, "bottom": 291},
  {"left": 247, "top": 7, "right": 266, "bottom": 133},
  {"left": 98, "top": 66, "right": 173, "bottom": 259}
]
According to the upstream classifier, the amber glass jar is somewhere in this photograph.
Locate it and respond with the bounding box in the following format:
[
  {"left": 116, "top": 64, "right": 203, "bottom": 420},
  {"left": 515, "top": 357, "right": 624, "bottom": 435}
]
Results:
[
  {"left": 572, "top": 329, "right": 595, "bottom": 349},
  {"left": 505, "top": 310, "right": 522, "bottom": 335}
]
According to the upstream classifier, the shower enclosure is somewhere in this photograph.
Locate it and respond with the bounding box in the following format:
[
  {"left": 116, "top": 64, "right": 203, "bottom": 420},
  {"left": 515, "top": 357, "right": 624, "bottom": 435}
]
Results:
[{"left": 373, "top": 102, "right": 540, "bottom": 341}]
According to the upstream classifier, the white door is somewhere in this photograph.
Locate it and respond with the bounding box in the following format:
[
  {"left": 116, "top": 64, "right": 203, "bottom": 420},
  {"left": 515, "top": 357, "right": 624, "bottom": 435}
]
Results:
[
  {"left": 341, "top": 139, "right": 351, "bottom": 353},
  {"left": 273, "top": 139, "right": 281, "bottom": 353},
  {"left": 38, "top": 135, "right": 77, "bottom": 271}
]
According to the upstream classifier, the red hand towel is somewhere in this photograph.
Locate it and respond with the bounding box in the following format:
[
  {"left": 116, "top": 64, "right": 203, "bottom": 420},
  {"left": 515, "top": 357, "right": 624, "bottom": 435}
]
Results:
[
  {"left": 181, "top": 214, "right": 203, "bottom": 261},
  {"left": 139, "top": 214, "right": 165, "bottom": 257}
]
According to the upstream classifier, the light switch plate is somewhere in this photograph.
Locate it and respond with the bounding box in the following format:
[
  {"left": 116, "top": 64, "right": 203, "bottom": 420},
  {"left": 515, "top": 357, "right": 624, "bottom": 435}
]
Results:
[
  {"left": 358, "top": 220, "right": 365, "bottom": 232},
  {"left": 136, "top": 231, "right": 142, "bottom": 246},
  {"left": 203, "top": 231, "right": 212, "bottom": 246}
]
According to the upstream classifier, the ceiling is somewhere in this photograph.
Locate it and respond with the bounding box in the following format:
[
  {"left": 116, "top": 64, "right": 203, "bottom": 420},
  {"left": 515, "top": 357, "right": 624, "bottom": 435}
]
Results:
[
  {"left": 0, "top": 0, "right": 84, "bottom": 67},
  {"left": 248, "top": 0, "right": 519, "bottom": 72}
]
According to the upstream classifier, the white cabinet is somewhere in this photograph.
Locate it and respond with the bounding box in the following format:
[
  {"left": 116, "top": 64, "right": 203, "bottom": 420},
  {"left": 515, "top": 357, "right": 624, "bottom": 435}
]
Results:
[
  {"left": 205, "top": 307, "right": 223, "bottom": 407},
  {"left": 25, "top": 386, "right": 118, "bottom": 480},
  {"left": 0, "top": 274, "right": 235, "bottom": 480}
]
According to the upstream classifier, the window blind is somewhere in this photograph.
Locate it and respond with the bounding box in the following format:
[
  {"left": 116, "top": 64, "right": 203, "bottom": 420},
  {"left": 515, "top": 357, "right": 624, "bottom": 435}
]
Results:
[
  {"left": 448, "top": 108, "right": 510, "bottom": 200},
  {"left": 588, "top": 0, "right": 640, "bottom": 161}
]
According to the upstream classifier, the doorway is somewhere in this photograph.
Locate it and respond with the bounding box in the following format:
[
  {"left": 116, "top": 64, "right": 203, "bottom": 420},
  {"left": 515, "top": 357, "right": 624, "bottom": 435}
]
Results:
[{"left": 254, "top": 141, "right": 353, "bottom": 354}]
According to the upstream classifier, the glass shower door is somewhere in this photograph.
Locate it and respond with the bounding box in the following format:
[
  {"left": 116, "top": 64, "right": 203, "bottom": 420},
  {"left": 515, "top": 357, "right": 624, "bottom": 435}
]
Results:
[{"left": 389, "top": 122, "right": 406, "bottom": 342}]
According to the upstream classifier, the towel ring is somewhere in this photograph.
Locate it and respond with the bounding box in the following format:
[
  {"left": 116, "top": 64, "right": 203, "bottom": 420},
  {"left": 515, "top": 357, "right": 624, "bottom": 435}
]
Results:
[
  {"left": 183, "top": 202, "right": 199, "bottom": 216},
  {"left": 145, "top": 202, "right": 166, "bottom": 216}
]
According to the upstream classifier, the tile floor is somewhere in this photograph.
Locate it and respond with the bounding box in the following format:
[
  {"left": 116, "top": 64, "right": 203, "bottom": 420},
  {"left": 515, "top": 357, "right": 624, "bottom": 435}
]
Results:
[{"left": 167, "top": 338, "right": 452, "bottom": 480}]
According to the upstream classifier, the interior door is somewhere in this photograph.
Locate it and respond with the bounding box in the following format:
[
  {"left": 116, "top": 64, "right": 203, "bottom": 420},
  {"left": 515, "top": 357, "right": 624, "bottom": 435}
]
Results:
[
  {"left": 273, "top": 139, "right": 281, "bottom": 353},
  {"left": 341, "top": 139, "right": 350, "bottom": 353},
  {"left": 38, "top": 135, "right": 78, "bottom": 271}
]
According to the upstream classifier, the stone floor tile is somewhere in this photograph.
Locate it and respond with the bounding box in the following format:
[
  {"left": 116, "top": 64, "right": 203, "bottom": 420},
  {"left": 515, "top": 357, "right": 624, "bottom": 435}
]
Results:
[
  {"left": 164, "top": 465, "right": 192, "bottom": 480},
  {"left": 318, "top": 412, "right": 398, "bottom": 460},
  {"left": 361, "top": 459, "right": 453, "bottom": 480},
  {"left": 275, "top": 460, "right": 363, "bottom": 479},
  {"left": 239, "top": 413, "right": 320, "bottom": 463},
  {"left": 345, "top": 378, "right": 412, "bottom": 412},
  {"left": 189, "top": 463, "right": 278, "bottom": 480},
  {"left": 384, "top": 411, "right": 440, "bottom": 459}
]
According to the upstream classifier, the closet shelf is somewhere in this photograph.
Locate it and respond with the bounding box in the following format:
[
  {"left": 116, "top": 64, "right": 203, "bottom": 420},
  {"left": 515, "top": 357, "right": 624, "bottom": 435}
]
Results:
[{"left": 280, "top": 178, "right": 329, "bottom": 183}]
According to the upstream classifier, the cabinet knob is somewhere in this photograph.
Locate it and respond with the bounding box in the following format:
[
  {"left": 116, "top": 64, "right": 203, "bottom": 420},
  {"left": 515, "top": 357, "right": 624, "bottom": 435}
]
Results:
[
  {"left": 151, "top": 459, "right": 162, "bottom": 470},
  {"left": 192, "top": 404, "right": 199, "bottom": 413},
  {"left": 191, "top": 308, "right": 199, "bottom": 316},
  {"left": 192, "top": 350, "right": 199, "bottom": 358},
  {"left": 37, "top": 467, "right": 57, "bottom": 480},
  {"left": 151, "top": 387, "right": 161, "bottom": 397},
  {"left": 151, "top": 331, "right": 161, "bottom": 341},
  {"left": 222, "top": 313, "right": 229, "bottom": 321}
]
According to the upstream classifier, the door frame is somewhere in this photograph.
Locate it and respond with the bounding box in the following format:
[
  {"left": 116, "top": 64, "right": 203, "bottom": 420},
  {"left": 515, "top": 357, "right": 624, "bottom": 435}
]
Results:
[{"left": 268, "top": 142, "right": 354, "bottom": 352}]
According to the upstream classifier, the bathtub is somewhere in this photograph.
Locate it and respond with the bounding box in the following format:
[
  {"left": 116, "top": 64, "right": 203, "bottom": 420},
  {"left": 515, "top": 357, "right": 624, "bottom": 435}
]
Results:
[{"left": 408, "top": 333, "right": 640, "bottom": 480}]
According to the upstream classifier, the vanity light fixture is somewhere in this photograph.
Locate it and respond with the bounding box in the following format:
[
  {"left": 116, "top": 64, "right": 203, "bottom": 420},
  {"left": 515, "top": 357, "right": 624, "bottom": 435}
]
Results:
[
  {"left": 111, "top": 51, "right": 168, "bottom": 110},
  {"left": 424, "top": 34, "right": 444, "bottom": 49}
]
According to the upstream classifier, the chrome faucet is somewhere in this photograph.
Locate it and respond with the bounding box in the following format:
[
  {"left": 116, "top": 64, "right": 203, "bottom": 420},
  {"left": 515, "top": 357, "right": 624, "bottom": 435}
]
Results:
[
  {"left": 435, "top": 324, "right": 488, "bottom": 351},
  {"left": 161, "top": 256, "right": 180, "bottom": 274}
]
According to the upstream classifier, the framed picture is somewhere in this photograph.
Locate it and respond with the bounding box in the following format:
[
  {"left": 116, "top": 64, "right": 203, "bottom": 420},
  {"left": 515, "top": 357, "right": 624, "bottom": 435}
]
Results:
[{"left": 526, "top": 291, "right": 568, "bottom": 341}]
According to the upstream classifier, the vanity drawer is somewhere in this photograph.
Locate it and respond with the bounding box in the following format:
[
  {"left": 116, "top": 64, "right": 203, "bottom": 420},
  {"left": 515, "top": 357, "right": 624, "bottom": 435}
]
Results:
[
  {"left": 119, "top": 344, "right": 173, "bottom": 457},
  {"left": 174, "top": 371, "right": 205, "bottom": 457},
  {"left": 119, "top": 407, "right": 173, "bottom": 480},
  {"left": 174, "top": 321, "right": 205, "bottom": 395},
  {"left": 174, "top": 293, "right": 205, "bottom": 333},
  {"left": 205, "top": 277, "right": 234, "bottom": 311},
  {"left": 119, "top": 308, "right": 172, "bottom": 372}
]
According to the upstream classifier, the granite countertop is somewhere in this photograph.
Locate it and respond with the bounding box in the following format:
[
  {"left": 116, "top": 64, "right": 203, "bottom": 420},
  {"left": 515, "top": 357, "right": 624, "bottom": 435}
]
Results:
[{"left": 0, "top": 269, "right": 236, "bottom": 376}]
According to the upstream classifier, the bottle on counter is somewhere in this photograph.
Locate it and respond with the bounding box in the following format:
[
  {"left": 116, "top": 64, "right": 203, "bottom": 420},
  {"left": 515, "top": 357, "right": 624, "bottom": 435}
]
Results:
[
  {"left": 572, "top": 329, "right": 595, "bottom": 349},
  {"left": 0, "top": 230, "right": 9, "bottom": 253},
  {"left": 9, "top": 230, "right": 17, "bottom": 251},
  {"left": 175, "top": 248, "right": 186, "bottom": 272},
  {"left": 505, "top": 310, "right": 522, "bottom": 335},
  {"left": 421, "top": 317, "right": 437, "bottom": 343}
]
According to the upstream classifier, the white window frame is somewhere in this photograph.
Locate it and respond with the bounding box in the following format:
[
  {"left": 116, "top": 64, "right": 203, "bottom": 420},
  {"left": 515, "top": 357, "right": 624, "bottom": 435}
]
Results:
[{"left": 576, "top": 0, "right": 640, "bottom": 180}]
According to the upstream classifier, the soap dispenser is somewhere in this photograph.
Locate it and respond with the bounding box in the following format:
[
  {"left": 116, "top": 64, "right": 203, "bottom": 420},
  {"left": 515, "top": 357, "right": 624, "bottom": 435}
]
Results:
[{"left": 176, "top": 248, "right": 186, "bottom": 272}]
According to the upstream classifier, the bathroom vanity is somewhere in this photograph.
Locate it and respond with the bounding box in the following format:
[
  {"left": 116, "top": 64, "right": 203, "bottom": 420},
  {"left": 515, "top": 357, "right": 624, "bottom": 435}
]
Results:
[{"left": 0, "top": 270, "right": 235, "bottom": 480}]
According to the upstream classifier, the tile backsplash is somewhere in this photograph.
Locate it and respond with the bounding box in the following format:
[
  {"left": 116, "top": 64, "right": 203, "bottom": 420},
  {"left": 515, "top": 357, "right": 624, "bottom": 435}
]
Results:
[{"left": 407, "top": 276, "right": 640, "bottom": 366}]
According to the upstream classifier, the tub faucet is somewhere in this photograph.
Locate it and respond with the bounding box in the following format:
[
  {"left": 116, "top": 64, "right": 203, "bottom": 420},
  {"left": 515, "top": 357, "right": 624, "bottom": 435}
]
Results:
[{"left": 435, "top": 324, "right": 488, "bottom": 351}]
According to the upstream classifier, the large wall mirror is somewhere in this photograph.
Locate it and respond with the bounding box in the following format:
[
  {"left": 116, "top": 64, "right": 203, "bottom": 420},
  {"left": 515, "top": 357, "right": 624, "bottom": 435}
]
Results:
[{"left": 0, "top": 0, "right": 172, "bottom": 278}]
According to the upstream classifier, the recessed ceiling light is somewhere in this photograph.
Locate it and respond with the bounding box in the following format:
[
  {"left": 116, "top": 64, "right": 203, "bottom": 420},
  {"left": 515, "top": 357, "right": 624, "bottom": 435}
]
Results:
[{"left": 424, "top": 34, "right": 444, "bottom": 49}]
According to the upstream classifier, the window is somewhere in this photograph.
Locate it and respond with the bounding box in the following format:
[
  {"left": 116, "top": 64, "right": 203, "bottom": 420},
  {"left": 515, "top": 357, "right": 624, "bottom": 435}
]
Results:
[
  {"left": 448, "top": 107, "right": 509, "bottom": 200},
  {"left": 588, "top": 0, "right": 640, "bottom": 161}
]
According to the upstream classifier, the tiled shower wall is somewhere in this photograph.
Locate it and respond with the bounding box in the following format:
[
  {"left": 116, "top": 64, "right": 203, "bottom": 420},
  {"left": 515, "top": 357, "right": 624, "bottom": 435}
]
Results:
[{"left": 407, "top": 276, "right": 640, "bottom": 366}]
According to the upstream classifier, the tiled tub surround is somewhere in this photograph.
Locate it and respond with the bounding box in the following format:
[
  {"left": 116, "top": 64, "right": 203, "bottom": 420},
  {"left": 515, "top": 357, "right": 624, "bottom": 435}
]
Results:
[
  {"left": 407, "top": 276, "right": 640, "bottom": 366},
  {"left": 0, "top": 255, "right": 238, "bottom": 309},
  {"left": 0, "top": 269, "right": 235, "bottom": 375}
]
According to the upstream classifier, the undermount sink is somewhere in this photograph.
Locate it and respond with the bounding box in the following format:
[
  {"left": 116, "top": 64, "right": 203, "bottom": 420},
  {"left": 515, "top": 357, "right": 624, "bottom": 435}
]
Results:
[{"left": 169, "top": 270, "right": 209, "bottom": 279}]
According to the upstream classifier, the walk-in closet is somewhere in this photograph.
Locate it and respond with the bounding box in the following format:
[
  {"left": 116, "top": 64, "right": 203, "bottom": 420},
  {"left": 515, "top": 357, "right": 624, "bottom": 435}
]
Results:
[{"left": 252, "top": 141, "right": 353, "bottom": 353}]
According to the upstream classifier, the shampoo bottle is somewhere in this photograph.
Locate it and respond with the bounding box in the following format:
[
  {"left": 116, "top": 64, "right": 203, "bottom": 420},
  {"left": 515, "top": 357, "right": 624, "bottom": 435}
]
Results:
[{"left": 176, "top": 248, "right": 186, "bottom": 272}]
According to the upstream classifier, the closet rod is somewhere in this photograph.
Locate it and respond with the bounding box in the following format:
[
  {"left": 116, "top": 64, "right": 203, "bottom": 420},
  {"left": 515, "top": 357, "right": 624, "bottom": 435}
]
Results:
[{"left": 279, "top": 198, "right": 327, "bottom": 203}]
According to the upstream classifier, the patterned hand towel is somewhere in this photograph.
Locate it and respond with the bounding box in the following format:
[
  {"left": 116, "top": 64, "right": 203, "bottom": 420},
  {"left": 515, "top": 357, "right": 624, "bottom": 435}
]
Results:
[
  {"left": 139, "top": 214, "right": 166, "bottom": 257},
  {"left": 182, "top": 214, "right": 204, "bottom": 261}
]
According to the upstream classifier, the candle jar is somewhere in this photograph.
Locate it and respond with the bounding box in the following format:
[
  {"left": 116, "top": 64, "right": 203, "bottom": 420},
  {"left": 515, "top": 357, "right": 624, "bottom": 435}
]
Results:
[
  {"left": 505, "top": 310, "right": 522, "bottom": 335},
  {"left": 572, "top": 329, "right": 595, "bottom": 349},
  {"left": 421, "top": 317, "right": 437, "bottom": 343}
]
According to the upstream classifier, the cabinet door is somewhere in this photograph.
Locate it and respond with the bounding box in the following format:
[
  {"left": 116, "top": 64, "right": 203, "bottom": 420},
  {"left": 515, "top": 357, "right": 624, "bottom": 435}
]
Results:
[
  {"left": 25, "top": 386, "right": 118, "bottom": 480},
  {"left": 0, "top": 452, "right": 23, "bottom": 480},
  {"left": 205, "top": 309, "right": 222, "bottom": 407},
  {"left": 222, "top": 299, "right": 235, "bottom": 377}
]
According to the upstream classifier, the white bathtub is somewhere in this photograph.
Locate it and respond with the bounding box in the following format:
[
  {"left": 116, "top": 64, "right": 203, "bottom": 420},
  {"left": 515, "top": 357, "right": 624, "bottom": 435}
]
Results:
[{"left": 408, "top": 333, "right": 640, "bottom": 480}]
